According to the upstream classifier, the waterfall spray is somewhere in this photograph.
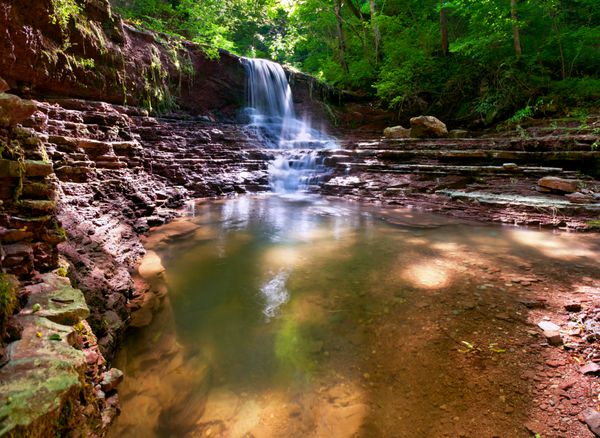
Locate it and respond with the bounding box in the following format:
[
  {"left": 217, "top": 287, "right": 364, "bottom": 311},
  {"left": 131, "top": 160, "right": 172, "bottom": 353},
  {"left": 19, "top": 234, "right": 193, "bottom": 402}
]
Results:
[{"left": 243, "top": 58, "right": 336, "bottom": 193}]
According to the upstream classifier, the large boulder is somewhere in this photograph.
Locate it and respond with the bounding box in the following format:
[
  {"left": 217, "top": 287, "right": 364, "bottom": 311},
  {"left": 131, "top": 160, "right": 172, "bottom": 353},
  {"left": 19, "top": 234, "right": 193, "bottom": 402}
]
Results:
[
  {"left": 0, "top": 93, "right": 36, "bottom": 127},
  {"left": 383, "top": 125, "right": 410, "bottom": 139},
  {"left": 538, "top": 176, "right": 579, "bottom": 193},
  {"left": 409, "top": 115, "right": 448, "bottom": 138}
]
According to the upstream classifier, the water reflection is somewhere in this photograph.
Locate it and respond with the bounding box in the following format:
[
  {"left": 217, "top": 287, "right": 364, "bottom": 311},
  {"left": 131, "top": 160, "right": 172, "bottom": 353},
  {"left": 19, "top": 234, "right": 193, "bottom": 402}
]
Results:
[{"left": 111, "top": 195, "right": 600, "bottom": 438}]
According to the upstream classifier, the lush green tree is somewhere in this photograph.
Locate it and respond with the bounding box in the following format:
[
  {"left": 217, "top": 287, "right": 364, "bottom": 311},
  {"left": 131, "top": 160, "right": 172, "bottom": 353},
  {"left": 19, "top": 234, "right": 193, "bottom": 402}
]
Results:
[{"left": 111, "top": 0, "right": 600, "bottom": 123}]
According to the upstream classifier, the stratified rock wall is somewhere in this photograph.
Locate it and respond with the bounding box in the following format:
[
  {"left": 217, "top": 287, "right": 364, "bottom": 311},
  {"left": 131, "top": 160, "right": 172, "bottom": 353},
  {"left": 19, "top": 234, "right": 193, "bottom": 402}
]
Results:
[
  {"left": 0, "top": 0, "right": 248, "bottom": 118},
  {"left": 25, "top": 98, "right": 270, "bottom": 356}
]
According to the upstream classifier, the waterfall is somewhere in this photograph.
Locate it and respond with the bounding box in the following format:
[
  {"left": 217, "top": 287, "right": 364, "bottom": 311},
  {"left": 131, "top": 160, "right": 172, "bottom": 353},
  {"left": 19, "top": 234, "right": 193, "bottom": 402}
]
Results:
[{"left": 243, "top": 58, "right": 336, "bottom": 193}]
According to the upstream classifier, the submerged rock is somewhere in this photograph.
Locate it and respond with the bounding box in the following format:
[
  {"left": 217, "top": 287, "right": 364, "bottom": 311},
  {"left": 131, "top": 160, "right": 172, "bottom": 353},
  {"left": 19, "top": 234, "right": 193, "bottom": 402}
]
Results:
[
  {"left": 409, "top": 116, "right": 448, "bottom": 138},
  {"left": 138, "top": 250, "right": 165, "bottom": 280}
]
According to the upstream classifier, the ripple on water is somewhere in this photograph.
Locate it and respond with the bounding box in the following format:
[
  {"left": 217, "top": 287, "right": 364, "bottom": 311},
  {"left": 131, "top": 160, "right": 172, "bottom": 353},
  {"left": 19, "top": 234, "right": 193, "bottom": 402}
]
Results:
[{"left": 260, "top": 270, "right": 291, "bottom": 320}]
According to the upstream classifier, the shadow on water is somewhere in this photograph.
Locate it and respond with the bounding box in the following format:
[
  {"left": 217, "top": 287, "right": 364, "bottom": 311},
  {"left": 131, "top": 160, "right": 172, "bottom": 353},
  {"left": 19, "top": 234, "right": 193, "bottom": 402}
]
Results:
[{"left": 111, "top": 195, "right": 600, "bottom": 438}]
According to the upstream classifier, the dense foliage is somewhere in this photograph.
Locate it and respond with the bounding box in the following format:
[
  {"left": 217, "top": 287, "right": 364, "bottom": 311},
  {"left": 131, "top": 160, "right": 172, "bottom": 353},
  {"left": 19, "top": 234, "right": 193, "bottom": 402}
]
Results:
[{"left": 112, "top": 0, "right": 599, "bottom": 124}]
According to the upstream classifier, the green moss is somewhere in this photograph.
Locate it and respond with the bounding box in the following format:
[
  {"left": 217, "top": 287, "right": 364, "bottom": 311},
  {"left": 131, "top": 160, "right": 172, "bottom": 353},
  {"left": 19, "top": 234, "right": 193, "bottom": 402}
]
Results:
[
  {"left": 587, "top": 220, "right": 600, "bottom": 230},
  {"left": 140, "top": 45, "right": 178, "bottom": 113},
  {"left": 75, "top": 20, "right": 108, "bottom": 56},
  {"left": 50, "top": 0, "right": 81, "bottom": 33},
  {"left": 0, "top": 138, "right": 25, "bottom": 201},
  {"left": 0, "top": 274, "right": 18, "bottom": 339},
  {"left": 54, "top": 222, "right": 67, "bottom": 241}
]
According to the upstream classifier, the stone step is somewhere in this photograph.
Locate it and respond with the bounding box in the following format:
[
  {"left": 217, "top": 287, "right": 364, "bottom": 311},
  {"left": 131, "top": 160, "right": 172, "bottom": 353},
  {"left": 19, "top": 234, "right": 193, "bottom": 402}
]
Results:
[
  {"left": 340, "top": 162, "right": 578, "bottom": 177},
  {"left": 341, "top": 136, "right": 596, "bottom": 152},
  {"left": 95, "top": 161, "right": 128, "bottom": 170},
  {"left": 17, "top": 199, "right": 56, "bottom": 213},
  {"left": 437, "top": 190, "right": 600, "bottom": 211},
  {"left": 374, "top": 149, "right": 600, "bottom": 162}
]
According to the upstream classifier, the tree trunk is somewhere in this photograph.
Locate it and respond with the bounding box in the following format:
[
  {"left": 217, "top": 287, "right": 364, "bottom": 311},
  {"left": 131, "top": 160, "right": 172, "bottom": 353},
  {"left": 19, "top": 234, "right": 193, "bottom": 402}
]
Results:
[
  {"left": 334, "top": 0, "right": 349, "bottom": 73},
  {"left": 440, "top": 4, "right": 449, "bottom": 56},
  {"left": 511, "top": 0, "right": 522, "bottom": 57},
  {"left": 346, "top": 0, "right": 365, "bottom": 21},
  {"left": 370, "top": 0, "right": 382, "bottom": 63},
  {"left": 549, "top": 13, "right": 566, "bottom": 79}
]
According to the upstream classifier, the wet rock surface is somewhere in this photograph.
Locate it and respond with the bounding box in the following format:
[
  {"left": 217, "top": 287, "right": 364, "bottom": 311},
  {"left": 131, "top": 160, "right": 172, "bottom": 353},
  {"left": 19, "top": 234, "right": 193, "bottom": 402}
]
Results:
[
  {"left": 23, "top": 98, "right": 271, "bottom": 357},
  {"left": 0, "top": 273, "right": 115, "bottom": 437},
  {"left": 319, "top": 119, "right": 600, "bottom": 230}
]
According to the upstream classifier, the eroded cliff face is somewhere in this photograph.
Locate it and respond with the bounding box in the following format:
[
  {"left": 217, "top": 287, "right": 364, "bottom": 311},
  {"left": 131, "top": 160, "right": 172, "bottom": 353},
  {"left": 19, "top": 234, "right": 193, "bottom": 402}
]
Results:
[
  {"left": 30, "top": 98, "right": 271, "bottom": 357},
  {"left": 0, "top": 0, "right": 246, "bottom": 117}
]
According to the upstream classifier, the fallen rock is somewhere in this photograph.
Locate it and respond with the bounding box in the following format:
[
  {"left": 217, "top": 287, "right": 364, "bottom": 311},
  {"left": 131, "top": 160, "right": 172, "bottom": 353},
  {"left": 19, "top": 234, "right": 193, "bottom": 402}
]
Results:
[
  {"left": 559, "top": 379, "right": 577, "bottom": 390},
  {"left": 538, "top": 320, "right": 560, "bottom": 332},
  {"left": 409, "top": 115, "right": 448, "bottom": 138},
  {"left": 383, "top": 125, "right": 410, "bottom": 139},
  {"left": 0, "top": 93, "right": 36, "bottom": 127},
  {"left": 538, "top": 176, "right": 579, "bottom": 193},
  {"left": 100, "top": 368, "right": 124, "bottom": 393},
  {"left": 544, "top": 330, "right": 563, "bottom": 346},
  {"left": 518, "top": 298, "right": 546, "bottom": 309},
  {"left": 566, "top": 192, "right": 595, "bottom": 204},
  {"left": 502, "top": 163, "right": 519, "bottom": 170},
  {"left": 583, "top": 408, "right": 600, "bottom": 436},
  {"left": 580, "top": 362, "right": 600, "bottom": 375}
]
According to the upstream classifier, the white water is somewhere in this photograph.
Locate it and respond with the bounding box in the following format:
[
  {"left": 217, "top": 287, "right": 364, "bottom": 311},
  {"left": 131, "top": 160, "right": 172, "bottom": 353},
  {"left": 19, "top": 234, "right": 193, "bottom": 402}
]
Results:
[
  {"left": 259, "top": 269, "right": 290, "bottom": 320},
  {"left": 244, "top": 58, "right": 336, "bottom": 193}
]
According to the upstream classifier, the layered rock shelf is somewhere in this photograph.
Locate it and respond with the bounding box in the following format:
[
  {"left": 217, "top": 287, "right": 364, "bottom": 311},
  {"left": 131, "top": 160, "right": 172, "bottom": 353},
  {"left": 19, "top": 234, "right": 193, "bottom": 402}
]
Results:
[
  {"left": 23, "top": 98, "right": 272, "bottom": 357},
  {"left": 320, "top": 122, "right": 600, "bottom": 229}
]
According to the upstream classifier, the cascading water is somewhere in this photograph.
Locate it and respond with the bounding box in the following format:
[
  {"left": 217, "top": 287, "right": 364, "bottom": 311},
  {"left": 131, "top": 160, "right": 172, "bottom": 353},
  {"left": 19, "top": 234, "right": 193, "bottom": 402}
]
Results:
[{"left": 243, "top": 58, "right": 336, "bottom": 193}]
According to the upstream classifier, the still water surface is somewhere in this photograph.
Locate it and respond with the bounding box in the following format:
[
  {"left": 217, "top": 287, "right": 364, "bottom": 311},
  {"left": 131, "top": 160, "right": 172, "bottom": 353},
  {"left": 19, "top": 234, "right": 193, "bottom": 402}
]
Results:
[{"left": 111, "top": 195, "right": 599, "bottom": 438}]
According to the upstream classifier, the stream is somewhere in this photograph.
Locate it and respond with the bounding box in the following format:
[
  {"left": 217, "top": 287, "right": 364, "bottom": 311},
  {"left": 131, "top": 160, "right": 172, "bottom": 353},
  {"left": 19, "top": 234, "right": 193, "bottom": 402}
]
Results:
[{"left": 111, "top": 194, "right": 600, "bottom": 437}]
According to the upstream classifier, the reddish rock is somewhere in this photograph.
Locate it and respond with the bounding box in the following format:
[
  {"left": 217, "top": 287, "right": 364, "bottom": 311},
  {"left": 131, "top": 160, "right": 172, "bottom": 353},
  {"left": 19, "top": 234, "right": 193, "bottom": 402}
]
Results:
[
  {"left": 566, "top": 192, "right": 594, "bottom": 204},
  {"left": 538, "top": 176, "right": 579, "bottom": 193},
  {"left": 100, "top": 368, "right": 124, "bottom": 393},
  {"left": 0, "top": 94, "right": 36, "bottom": 127},
  {"left": 559, "top": 379, "right": 577, "bottom": 390},
  {"left": 580, "top": 362, "right": 600, "bottom": 375},
  {"left": 583, "top": 408, "right": 600, "bottom": 436}
]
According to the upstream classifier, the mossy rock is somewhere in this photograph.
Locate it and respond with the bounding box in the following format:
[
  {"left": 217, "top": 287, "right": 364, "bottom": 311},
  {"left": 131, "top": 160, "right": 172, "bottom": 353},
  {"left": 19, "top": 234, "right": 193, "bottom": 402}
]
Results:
[
  {"left": 0, "top": 274, "right": 18, "bottom": 337},
  {"left": 0, "top": 316, "right": 85, "bottom": 437},
  {"left": 24, "top": 274, "right": 89, "bottom": 326}
]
